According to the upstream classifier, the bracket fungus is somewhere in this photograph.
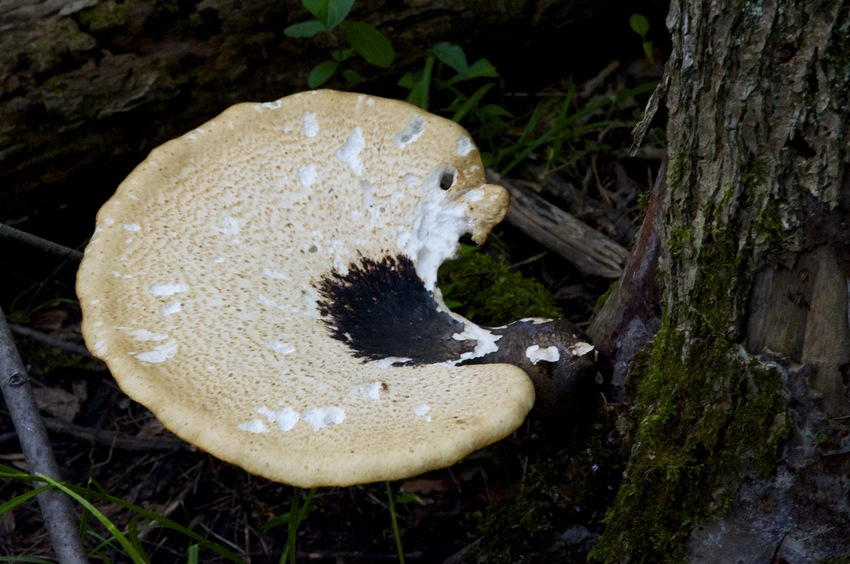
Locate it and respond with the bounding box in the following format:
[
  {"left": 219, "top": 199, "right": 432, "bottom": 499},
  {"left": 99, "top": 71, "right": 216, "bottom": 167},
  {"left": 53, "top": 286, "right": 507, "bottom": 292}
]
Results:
[{"left": 77, "top": 90, "right": 594, "bottom": 488}]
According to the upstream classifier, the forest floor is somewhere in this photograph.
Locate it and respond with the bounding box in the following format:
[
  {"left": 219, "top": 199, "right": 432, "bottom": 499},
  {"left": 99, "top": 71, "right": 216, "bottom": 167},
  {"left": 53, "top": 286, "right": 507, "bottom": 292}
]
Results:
[{"left": 0, "top": 53, "right": 662, "bottom": 563}]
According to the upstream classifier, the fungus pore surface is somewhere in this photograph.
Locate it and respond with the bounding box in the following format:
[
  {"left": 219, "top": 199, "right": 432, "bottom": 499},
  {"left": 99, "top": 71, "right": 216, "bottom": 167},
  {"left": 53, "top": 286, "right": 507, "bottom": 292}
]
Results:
[{"left": 77, "top": 90, "right": 534, "bottom": 487}]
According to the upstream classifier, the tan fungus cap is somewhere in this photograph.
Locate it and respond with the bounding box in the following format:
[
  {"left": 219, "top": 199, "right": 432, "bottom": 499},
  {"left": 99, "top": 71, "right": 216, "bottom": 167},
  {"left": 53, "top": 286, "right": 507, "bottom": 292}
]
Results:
[{"left": 76, "top": 90, "right": 533, "bottom": 487}]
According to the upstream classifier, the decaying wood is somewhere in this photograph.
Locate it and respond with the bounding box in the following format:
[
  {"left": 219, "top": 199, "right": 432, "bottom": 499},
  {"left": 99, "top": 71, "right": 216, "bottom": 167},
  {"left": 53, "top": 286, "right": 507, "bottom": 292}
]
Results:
[
  {"left": 588, "top": 157, "right": 665, "bottom": 401},
  {"left": 487, "top": 169, "right": 629, "bottom": 278}
]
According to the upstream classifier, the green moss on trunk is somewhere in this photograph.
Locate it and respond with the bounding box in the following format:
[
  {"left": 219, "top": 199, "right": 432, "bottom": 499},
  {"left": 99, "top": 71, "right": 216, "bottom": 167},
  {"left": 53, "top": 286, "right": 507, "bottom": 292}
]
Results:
[{"left": 590, "top": 318, "right": 788, "bottom": 562}]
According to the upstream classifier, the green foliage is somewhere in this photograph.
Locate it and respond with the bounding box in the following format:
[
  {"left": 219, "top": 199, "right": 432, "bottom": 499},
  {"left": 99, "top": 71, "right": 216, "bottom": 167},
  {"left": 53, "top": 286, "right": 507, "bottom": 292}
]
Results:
[
  {"left": 0, "top": 463, "right": 249, "bottom": 562},
  {"left": 398, "top": 42, "right": 510, "bottom": 160},
  {"left": 284, "top": 0, "right": 394, "bottom": 88},
  {"left": 629, "top": 13, "right": 655, "bottom": 63},
  {"left": 491, "top": 80, "right": 658, "bottom": 175},
  {"left": 385, "top": 482, "right": 406, "bottom": 564},
  {"left": 437, "top": 245, "right": 562, "bottom": 327}
]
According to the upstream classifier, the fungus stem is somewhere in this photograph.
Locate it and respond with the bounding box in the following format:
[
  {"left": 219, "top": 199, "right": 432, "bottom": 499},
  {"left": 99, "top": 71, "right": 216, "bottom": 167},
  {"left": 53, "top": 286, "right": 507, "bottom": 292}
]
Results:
[{"left": 386, "top": 481, "right": 406, "bottom": 564}]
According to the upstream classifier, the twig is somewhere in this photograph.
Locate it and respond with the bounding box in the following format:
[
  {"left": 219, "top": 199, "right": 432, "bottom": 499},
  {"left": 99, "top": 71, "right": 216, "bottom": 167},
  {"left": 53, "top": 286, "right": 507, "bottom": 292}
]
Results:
[
  {"left": 0, "top": 307, "right": 88, "bottom": 563},
  {"left": 0, "top": 222, "right": 84, "bottom": 262},
  {"left": 42, "top": 417, "right": 192, "bottom": 452},
  {"left": 487, "top": 169, "right": 629, "bottom": 278},
  {"left": 7, "top": 322, "right": 98, "bottom": 360}
]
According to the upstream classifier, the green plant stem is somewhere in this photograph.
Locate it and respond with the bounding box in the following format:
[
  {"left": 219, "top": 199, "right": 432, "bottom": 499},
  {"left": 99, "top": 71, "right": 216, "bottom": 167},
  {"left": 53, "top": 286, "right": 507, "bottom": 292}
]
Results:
[
  {"left": 386, "top": 481, "right": 405, "bottom": 564},
  {"left": 281, "top": 487, "right": 317, "bottom": 564}
]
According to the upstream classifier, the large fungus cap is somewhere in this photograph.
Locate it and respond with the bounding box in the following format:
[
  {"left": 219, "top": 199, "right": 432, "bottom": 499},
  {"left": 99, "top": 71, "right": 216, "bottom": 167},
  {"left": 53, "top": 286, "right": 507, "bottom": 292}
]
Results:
[{"left": 77, "top": 90, "right": 534, "bottom": 487}]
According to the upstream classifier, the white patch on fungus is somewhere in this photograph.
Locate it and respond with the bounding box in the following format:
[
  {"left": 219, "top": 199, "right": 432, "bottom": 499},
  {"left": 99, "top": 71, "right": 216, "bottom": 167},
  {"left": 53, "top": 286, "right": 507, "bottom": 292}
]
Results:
[
  {"left": 464, "top": 189, "right": 484, "bottom": 203},
  {"left": 526, "top": 344, "right": 560, "bottom": 365},
  {"left": 330, "top": 240, "right": 351, "bottom": 275},
  {"left": 453, "top": 324, "right": 501, "bottom": 361},
  {"left": 336, "top": 126, "right": 365, "bottom": 176},
  {"left": 359, "top": 382, "right": 383, "bottom": 400},
  {"left": 519, "top": 317, "right": 553, "bottom": 325},
  {"left": 266, "top": 341, "right": 295, "bottom": 355},
  {"left": 257, "top": 406, "right": 300, "bottom": 432},
  {"left": 302, "top": 407, "right": 345, "bottom": 430},
  {"left": 237, "top": 419, "right": 268, "bottom": 433},
  {"left": 128, "top": 329, "right": 169, "bottom": 341},
  {"left": 398, "top": 167, "right": 471, "bottom": 291},
  {"left": 92, "top": 340, "right": 107, "bottom": 356},
  {"left": 394, "top": 116, "right": 425, "bottom": 148},
  {"left": 159, "top": 301, "right": 182, "bottom": 315},
  {"left": 302, "top": 112, "right": 319, "bottom": 137},
  {"left": 299, "top": 164, "right": 318, "bottom": 187},
  {"left": 123, "top": 223, "right": 141, "bottom": 232},
  {"left": 569, "top": 342, "right": 595, "bottom": 357},
  {"left": 301, "top": 288, "right": 321, "bottom": 319},
  {"left": 414, "top": 404, "right": 431, "bottom": 418},
  {"left": 375, "top": 356, "right": 412, "bottom": 367},
  {"left": 262, "top": 100, "right": 282, "bottom": 109},
  {"left": 131, "top": 339, "right": 179, "bottom": 363},
  {"left": 456, "top": 135, "right": 474, "bottom": 156},
  {"left": 211, "top": 216, "right": 241, "bottom": 235},
  {"left": 263, "top": 268, "right": 290, "bottom": 280},
  {"left": 150, "top": 283, "right": 188, "bottom": 297}
]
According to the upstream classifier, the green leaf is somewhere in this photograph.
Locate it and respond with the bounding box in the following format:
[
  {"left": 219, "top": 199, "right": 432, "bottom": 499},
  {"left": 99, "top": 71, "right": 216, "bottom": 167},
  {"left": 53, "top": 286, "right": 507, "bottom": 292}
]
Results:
[
  {"left": 401, "top": 56, "right": 434, "bottom": 109},
  {"left": 284, "top": 20, "right": 326, "bottom": 38},
  {"left": 344, "top": 21, "right": 394, "bottom": 68},
  {"left": 630, "top": 13, "right": 650, "bottom": 38},
  {"left": 434, "top": 42, "right": 468, "bottom": 76},
  {"left": 38, "top": 474, "right": 149, "bottom": 563},
  {"left": 302, "top": 0, "right": 355, "bottom": 30},
  {"left": 331, "top": 47, "right": 353, "bottom": 62},
  {"left": 342, "top": 68, "right": 365, "bottom": 87},
  {"left": 451, "top": 82, "right": 495, "bottom": 123},
  {"left": 308, "top": 61, "right": 338, "bottom": 88},
  {"left": 467, "top": 58, "right": 500, "bottom": 79}
]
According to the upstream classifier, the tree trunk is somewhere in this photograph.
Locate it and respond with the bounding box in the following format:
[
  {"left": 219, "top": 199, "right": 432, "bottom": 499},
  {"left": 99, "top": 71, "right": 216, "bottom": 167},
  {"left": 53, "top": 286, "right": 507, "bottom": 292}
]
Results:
[{"left": 591, "top": 0, "right": 850, "bottom": 561}]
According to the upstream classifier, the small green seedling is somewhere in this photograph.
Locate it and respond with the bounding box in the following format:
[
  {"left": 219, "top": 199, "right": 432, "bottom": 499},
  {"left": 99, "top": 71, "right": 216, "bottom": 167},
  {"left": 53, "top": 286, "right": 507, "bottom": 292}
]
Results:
[
  {"left": 399, "top": 42, "right": 510, "bottom": 163},
  {"left": 285, "top": 0, "right": 395, "bottom": 88},
  {"left": 629, "top": 13, "right": 654, "bottom": 63}
]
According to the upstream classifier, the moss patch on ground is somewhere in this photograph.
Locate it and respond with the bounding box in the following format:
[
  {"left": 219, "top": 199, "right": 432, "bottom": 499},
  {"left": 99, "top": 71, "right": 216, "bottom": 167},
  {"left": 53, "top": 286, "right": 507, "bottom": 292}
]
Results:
[{"left": 437, "top": 246, "right": 563, "bottom": 327}]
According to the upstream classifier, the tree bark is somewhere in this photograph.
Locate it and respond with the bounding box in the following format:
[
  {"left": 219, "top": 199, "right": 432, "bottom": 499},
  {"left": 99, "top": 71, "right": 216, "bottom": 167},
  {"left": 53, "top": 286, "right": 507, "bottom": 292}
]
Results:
[{"left": 592, "top": 0, "right": 850, "bottom": 561}]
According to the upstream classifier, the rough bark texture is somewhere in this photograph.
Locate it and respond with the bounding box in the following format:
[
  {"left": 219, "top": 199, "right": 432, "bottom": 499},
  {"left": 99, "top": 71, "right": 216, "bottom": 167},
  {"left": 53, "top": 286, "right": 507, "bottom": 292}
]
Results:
[
  {"left": 0, "top": 0, "right": 638, "bottom": 226},
  {"left": 592, "top": 0, "right": 850, "bottom": 561}
]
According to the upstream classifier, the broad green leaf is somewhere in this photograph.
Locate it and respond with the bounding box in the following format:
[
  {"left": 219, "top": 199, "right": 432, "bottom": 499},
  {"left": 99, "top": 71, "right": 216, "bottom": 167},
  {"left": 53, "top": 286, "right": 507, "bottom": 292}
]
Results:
[
  {"left": 326, "top": 0, "right": 355, "bottom": 30},
  {"left": 301, "top": 0, "right": 354, "bottom": 31},
  {"left": 467, "top": 58, "right": 500, "bottom": 79},
  {"left": 397, "top": 72, "right": 417, "bottom": 89},
  {"left": 308, "top": 61, "right": 338, "bottom": 88},
  {"left": 303, "top": 0, "right": 354, "bottom": 30},
  {"left": 434, "top": 42, "right": 468, "bottom": 76},
  {"left": 630, "top": 13, "right": 650, "bottom": 37},
  {"left": 342, "top": 68, "right": 365, "bottom": 87},
  {"left": 344, "top": 21, "right": 394, "bottom": 68},
  {"left": 284, "top": 20, "right": 326, "bottom": 38}
]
